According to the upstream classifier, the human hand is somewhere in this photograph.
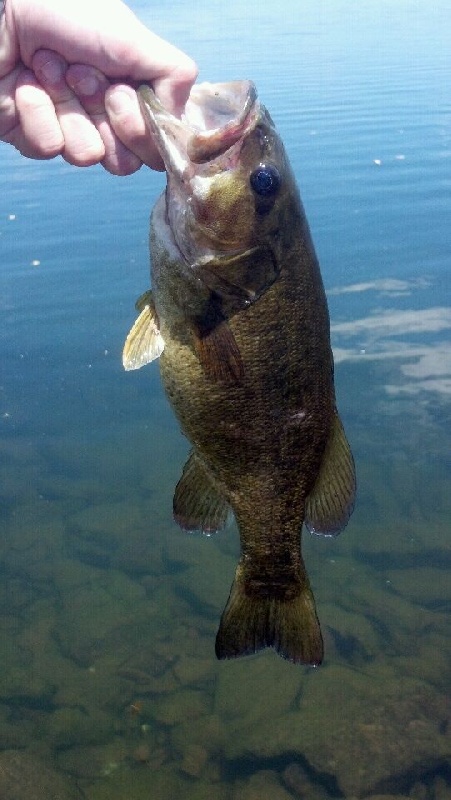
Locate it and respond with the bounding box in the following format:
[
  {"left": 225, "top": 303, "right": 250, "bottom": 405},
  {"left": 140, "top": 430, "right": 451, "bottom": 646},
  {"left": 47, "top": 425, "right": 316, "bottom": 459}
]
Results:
[{"left": 0, "top": 0, "right": 197, "bottom": 174}]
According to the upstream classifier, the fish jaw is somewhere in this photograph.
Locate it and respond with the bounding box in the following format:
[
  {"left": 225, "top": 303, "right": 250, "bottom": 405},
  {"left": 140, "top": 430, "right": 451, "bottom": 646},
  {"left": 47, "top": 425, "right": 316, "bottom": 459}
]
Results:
[
  {"left": 139, "top": 80, "right": 258, "bottom": 172},
  {"left": 139, "top": 81, "right": 276, "bottom": 263}
]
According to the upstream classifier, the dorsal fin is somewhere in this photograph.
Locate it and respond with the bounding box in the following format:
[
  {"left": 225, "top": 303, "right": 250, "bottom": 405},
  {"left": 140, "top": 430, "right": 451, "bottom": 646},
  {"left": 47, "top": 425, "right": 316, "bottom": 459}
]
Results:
[{"left": 305, "top": 411, "right": 356, "bottom": 537}]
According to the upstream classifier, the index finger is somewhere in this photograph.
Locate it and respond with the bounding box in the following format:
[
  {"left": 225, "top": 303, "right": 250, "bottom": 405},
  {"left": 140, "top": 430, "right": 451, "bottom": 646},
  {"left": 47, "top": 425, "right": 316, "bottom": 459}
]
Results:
[
  {"left": 66, "top": 62, "right": 143, "bottom": 175},
  {"left": 105, "top": 83, "right": 164, "bottom": 171}
]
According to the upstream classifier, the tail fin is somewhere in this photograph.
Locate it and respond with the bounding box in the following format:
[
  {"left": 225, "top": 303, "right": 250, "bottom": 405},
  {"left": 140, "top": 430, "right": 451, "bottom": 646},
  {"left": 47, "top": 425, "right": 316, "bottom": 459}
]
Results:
[{"left": 215, "top": 567, "right": 323, "bottom": 666}]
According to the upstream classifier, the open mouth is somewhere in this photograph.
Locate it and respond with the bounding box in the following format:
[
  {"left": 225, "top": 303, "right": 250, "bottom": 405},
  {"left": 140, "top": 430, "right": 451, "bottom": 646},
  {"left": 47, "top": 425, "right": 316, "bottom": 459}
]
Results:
[{"left": 138, "top": 80, "right": 259, "bottom": 174}]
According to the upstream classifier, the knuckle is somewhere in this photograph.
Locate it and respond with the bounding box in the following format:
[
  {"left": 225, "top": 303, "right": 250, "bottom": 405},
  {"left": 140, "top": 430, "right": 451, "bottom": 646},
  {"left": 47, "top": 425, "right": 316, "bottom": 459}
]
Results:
[{"left": 174, "top": 56, "right": 199, "bottom": 85}]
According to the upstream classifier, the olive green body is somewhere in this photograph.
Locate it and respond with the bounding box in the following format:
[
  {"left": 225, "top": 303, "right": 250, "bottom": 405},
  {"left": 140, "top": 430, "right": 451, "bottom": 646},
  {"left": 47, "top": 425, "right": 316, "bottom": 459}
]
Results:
[
  {"left": 126, "top": 81, "right": 355, "bottom": 664},
  {"left": 150, "top": 188, "right": 334, "bottom": 602}
]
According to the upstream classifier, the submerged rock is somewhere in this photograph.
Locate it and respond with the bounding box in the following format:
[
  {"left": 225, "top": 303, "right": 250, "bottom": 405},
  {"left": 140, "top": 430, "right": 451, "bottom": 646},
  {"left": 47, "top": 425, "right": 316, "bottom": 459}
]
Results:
[
  {"left": 152, "top": 688, "right": 211, "bottom": 726},
  {"left": 233, "top": 769, "right": 296, "bottom": 800},
  {"left": 56, "top": 742, "right": 129, "bottom": 780},
  {"left": 44, "top": 706, "right": 115, "bottom": 749},
  {"left": 432, "top": 777, "right": 451, "bottom": 800},
  {"left": 384, "top": 567, "right": 450, "bottom": 607},
  {"left": 282, "top": 761, "right": 327, "bottom": 799},
  {"left": 218, "top": 664, "right": 451, "bottom": 798},
  {"left": 83, "top": 763, "right": 187, "bottom": 800},
  {"left": 170, "top": 712, "right": 226, "bottom": 757},
  {"left": 362, "top": 796, "right": 411, "bottom": 799},
  {"left": 296, "top": 668, "right": 451, "bottom": 797},
  {"left": 179, "top": 742, "right": 209, "bottom": 777},
  {"left": 0, "top": 605, "right": 64, "bottom": 706},
  {"left": 172, "top": 654, "right": 215, "bottom": 686},
  {"left": 215, "top": 651, "right": 302, "bottom": 723},
  {"left": 163, "top": 530, "right": 236, "bottom": 613},
  {"left": 54, "top": 566, "right": 149, "bottom": 665},
  {"left": 0, "top": 750, "right": 84, "bottom": 799}
]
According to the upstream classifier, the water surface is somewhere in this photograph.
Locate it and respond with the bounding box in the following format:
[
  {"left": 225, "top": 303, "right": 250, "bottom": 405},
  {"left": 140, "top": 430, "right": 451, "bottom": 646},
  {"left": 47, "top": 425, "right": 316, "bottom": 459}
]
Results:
[{"left": 0, "top": 1, "right": 450, "bottom": 798}]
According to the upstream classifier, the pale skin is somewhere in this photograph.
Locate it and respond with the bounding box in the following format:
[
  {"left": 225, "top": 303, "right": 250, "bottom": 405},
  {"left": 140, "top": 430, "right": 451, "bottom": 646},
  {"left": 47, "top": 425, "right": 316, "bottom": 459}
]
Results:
[{"left": 0, "top": 0, "right": 198, "bottom": 174}]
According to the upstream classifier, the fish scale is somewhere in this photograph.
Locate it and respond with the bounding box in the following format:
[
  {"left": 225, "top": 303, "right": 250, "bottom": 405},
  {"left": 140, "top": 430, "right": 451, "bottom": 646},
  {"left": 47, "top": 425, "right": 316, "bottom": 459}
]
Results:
[{"left": 123, "top": 80, "right": 356, "bottom": 665}]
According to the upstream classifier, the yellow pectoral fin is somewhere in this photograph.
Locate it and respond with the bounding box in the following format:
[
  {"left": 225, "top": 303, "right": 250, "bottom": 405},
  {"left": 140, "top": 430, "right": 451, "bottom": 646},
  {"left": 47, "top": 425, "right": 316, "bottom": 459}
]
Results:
[
  {"left": 305, "top": 411, "right": 356, "bottom": 537},
  {"left": 122, "top": 291, "right": 164, "bottom": 371}
]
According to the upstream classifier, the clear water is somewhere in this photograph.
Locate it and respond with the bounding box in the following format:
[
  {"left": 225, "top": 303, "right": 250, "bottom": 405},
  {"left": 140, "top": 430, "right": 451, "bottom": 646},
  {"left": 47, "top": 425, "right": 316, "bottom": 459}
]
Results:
[{"left": 0, "top": 1, "right": 450, "bottom": 798}]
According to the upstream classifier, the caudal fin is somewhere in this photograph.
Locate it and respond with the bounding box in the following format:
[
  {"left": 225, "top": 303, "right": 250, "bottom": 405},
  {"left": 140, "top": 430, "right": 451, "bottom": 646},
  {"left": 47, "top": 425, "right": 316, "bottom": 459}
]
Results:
[{"left": 215, "top": 568, "right": 323, "bottom": 666}]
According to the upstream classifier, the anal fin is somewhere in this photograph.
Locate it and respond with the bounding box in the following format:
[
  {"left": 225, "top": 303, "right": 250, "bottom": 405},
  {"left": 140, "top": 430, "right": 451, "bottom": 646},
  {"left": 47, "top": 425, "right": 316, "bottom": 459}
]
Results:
[
  {"left": 173, "top": 451, "right": 229, "bottom": 534},
  {"left": 305, "top": 411, "right": 356, "bottom": 536}
]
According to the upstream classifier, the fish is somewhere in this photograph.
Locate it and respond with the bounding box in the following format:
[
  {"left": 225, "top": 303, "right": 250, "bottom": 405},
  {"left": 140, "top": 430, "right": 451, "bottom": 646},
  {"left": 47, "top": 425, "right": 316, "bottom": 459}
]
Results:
[{"left": 123, "top": 80, "right": 356, "bottom": 666}]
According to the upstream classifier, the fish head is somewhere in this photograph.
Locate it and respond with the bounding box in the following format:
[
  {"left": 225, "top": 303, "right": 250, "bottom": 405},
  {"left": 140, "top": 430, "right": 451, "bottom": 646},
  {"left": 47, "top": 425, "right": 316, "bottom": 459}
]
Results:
[{"left": 139, "top": 80, "right": 294, "bottom": 264}]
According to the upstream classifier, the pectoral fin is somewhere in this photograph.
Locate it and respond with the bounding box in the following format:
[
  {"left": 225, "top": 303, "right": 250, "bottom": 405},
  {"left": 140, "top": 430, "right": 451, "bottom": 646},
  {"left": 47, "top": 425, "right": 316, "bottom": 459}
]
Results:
[
  {"left": 122, "top": 290, "right": 164, "bottom": 371},
  {"left": 191, "top": 318, "right": 244, "bottom": 384},
  {"left": 187, "top": 246, "right": 278, "bottom": 384},
  {"left": 305, "top": 411, "right": 356, "bottom": 536},
  {"left": 195, "top": 245, "right": 279, "bottom": 316},
  {"left": 190, "top": 298, "right": 244, "bottom": 384},
  {"left": 173, "top": 450, "right": 229, "bottom": 534}
]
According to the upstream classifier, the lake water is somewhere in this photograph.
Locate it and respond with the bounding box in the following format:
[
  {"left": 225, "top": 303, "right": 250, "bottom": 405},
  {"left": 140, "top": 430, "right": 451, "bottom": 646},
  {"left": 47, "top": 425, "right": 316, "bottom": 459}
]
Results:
[{"left": 0, "top": 1, "right": 450, "bottom": 798}]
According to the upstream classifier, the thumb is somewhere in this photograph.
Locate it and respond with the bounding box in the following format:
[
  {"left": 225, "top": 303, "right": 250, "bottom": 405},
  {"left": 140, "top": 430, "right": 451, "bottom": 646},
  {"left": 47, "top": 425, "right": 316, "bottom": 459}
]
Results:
[{"left": 153, "top": 61, "right": 198, "bottom": 118}]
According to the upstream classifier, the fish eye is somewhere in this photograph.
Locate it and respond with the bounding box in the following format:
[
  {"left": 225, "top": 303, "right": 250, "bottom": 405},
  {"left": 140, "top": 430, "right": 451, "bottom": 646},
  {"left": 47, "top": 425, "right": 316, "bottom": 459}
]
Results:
[{"left": 250, "top": 164, "right": 281, "bottom": 197}]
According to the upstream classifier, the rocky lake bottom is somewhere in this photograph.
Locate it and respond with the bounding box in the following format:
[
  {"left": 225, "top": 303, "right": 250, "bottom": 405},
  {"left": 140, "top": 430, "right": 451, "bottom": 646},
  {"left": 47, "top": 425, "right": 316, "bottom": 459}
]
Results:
[{"left": 0, "top": 352, "right": 450, "bottom": 800}]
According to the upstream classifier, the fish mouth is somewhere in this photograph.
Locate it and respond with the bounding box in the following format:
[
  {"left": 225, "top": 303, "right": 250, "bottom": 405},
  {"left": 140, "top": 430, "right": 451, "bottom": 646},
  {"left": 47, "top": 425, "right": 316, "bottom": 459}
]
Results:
[{"left": 138, "top": 81, "right": 259, "bottom": 176}]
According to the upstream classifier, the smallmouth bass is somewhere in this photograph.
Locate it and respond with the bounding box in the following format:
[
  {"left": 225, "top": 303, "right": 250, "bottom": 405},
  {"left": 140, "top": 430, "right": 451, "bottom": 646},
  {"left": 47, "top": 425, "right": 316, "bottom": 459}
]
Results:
[{"left": 123, "top": 81, "right": 356, "bottom": 665}]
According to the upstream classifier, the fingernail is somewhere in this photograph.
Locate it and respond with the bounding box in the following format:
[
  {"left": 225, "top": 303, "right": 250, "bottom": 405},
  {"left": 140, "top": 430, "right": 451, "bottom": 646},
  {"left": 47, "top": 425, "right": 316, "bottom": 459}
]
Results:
[
  {"left": 75, "top": 75, "right": 100, "bottom": 97},
  {"left": 106, "top": 87, "right": 134, "bottom": 116},
  {"left": 39, "top": 58, "right": 64, "bottom": 86}
]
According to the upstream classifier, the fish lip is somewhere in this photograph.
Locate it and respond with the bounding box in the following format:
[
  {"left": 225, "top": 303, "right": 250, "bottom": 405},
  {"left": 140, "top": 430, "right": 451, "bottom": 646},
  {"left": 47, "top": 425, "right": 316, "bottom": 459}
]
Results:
[
  {"left": 185, "top": 81, "right": 258, "bottom": 163},
  {"left": 138, "top": 80, "right": 259, "bottom": 176}
]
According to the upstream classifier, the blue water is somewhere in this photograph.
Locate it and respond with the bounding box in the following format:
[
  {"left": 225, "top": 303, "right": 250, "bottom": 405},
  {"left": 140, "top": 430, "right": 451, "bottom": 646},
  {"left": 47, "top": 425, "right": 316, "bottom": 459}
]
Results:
[{"left": 0, "top": 1, "right": 450, "bottom": 798}]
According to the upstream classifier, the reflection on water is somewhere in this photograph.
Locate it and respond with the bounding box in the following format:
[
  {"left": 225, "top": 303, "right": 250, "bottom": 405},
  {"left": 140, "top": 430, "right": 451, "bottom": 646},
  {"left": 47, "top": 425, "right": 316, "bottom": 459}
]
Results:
[{"left": 0, "top": 0, "right": 450, "bottom": 798}]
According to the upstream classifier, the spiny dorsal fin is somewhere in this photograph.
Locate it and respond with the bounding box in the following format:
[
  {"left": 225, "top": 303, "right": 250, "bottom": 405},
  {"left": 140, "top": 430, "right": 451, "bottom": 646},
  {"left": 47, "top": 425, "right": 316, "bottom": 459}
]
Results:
[
  {"left": 305, "top": 411, "right": 356, "bottom": 537},
  {"left": 122, "top": 290, "right": 164, "bottom": 371},
  {"left": 173, "top": 450, "right": 229, "bottom": 534}
]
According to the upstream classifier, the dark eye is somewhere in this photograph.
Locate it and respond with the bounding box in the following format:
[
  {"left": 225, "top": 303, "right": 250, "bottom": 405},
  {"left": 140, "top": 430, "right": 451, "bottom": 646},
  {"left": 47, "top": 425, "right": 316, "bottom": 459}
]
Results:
[{"left": 250, "top": 164, "right": 281, "bottom": 197}]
